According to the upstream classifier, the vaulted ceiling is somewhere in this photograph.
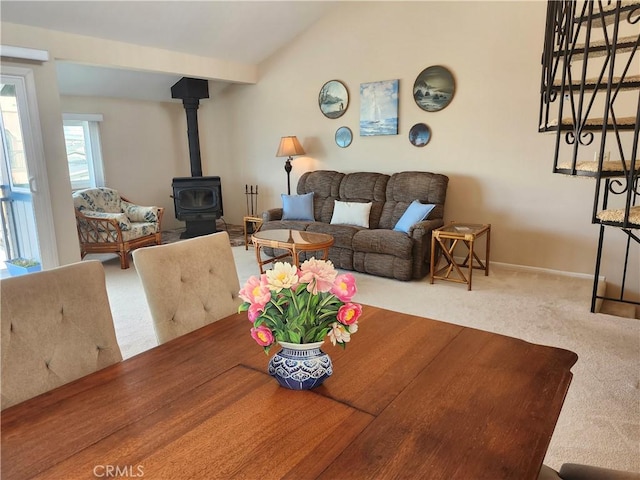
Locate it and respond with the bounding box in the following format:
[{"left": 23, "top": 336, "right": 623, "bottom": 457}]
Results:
[{"left": 1, "top": 1, "right": 338, "bottom": 101}]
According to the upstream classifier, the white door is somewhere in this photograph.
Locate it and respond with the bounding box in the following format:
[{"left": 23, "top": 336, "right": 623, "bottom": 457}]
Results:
[{"left": 0, "top": 67, "right": 57, "bottom": 272}]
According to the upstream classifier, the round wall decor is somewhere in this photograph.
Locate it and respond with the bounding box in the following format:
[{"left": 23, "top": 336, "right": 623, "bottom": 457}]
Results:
[
  {"left": 319, "top": 80, "right": 349, "bottom": 119},
  {"left": 335, "top": 126, "right": 353, "bottom": 148},
  {"left": 413, "top": 66, "right": 455, "bottom": 112},
  {"left": 409, "top": 123, "right": 431, "bottom": 147}
]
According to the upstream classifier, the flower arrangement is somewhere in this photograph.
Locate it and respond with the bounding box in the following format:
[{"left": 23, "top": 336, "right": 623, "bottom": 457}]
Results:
[{"left": 238, "top": 258, "right": 362, "bottom": 353}]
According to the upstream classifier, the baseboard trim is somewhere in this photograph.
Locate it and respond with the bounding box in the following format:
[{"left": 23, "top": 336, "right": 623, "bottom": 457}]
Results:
[
  {"left": 449, "top": 255, "right": 603, "bottom": 282},
  {"left": 490, "top": 260, "right": 604, "bottom": 282}
]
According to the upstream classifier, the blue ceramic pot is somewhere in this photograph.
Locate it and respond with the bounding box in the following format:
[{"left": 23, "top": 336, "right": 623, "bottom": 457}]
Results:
[{"left": 268, "top": 341, "right": 333, "bottom": 390}]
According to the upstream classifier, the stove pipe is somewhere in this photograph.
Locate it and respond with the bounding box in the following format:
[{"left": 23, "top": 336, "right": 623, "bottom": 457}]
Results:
[{"left": 171, "top": 77, "right": 209, "bottom": 177}]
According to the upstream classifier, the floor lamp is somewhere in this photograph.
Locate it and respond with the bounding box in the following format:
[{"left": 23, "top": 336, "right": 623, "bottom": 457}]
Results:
[{"left": 276, "top": 136, "right": 305, "bottom": 195}]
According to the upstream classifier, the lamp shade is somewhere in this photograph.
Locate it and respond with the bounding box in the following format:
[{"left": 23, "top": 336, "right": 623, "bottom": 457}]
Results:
[{"left": 276, "top": 136, "right": 305, "bottom": 158}]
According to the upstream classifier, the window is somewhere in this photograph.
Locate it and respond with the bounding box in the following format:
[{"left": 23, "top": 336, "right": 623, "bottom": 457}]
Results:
[{"left": 62, "top": 113, "right": 104, "bottom": 190}]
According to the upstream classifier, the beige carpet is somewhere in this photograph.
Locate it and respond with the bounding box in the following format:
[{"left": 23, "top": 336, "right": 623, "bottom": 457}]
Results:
[{"left": 99, "top": 245, "right": 639, "bottom": 475}]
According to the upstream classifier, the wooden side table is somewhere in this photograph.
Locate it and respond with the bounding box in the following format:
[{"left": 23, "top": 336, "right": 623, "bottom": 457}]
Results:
[
  {"left": 430, "top": 222, "right": 491, "bottom": 291},
  {"left": 243, "top": 216, "right": 263, "bottom": 250}
]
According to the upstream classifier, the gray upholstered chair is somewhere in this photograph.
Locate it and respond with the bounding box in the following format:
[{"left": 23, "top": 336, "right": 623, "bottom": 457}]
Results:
[
  {"left": 539, "top": 464, "right": 640, "bottom": 480},
  {"left": 132, "top": 231, "right": 241, "bottom": 344},
  {"left": 1, "top": 260, "right": 122, "bottom": 410}
]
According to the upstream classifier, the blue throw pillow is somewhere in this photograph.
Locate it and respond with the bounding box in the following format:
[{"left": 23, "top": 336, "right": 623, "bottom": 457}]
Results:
[
  {"left": 393, "top": 200, "right": 436, "bottom": 233},
  {"left": 282, "top": 192, "right": 315, "bottom": 221}
]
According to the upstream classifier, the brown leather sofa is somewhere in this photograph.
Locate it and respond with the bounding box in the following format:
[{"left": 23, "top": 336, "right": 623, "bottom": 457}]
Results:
[{"left": 261, "top": 170, "right": 449, "bottom": 281}]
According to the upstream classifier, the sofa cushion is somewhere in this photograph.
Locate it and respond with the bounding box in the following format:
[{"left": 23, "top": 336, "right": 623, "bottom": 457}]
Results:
[
  {"left": 330, "top": 201, "right": 372, "bottom": 228},
  {"left": 281, "top": 193, "right": 315, "bottom": 221},
  {"left": 306, "top": 222, "right": 362, "bottom": 249},
  {"left": 393, "top": 201, "right": 436, "bottom": 233},
  {"left": 260, "top": 221, "right": 314, "bottom": 236},
  {"left": 379, "top": 172, "right": 448, "bottom": 230},
  {"left": 352, "top": 229, "right": 414, "bottom": 259},
  {"left": 338, "top": 172, "right": 389, "bottom": 229}
]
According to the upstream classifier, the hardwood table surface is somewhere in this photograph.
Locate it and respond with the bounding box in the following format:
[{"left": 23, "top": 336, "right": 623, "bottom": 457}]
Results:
[{"left": 1, "top": 305, "right": 578, "bottom": 480}]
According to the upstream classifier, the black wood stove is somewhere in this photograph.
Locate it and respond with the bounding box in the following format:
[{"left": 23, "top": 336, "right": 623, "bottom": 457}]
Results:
[{"left": 170, "top": 77, "right": 222, "bottom": 238}]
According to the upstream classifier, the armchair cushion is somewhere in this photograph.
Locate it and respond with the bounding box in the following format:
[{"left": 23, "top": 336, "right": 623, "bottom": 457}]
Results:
[
  {"left": 121, "top": 200, "right": 160, "bottom": 223},
  {"left": 123, "top": 222, "right": 160, "bottom": 240},
  {"left": 81, "top": 211, "right": 132, "bottom": 231},
  {"left": 73, "top": 187, "right": 122, "bottom": 213}
]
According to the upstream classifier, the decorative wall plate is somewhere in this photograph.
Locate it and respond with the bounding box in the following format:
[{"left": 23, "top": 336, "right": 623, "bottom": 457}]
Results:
[
  {"left": 319, "top": 80, "right": 349, "bottom": 119},
  {"left": 413, "top": 66, "right": 455, "bottom": 112},
  {"left": 409, "top": 123, "right": 431, "bottom": 147},
  {"left": 335, "top": 126, "right": 353, "bottom": 148}
]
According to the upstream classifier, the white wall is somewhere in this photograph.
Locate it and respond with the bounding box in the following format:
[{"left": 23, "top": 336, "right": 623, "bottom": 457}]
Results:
[
  {"left": 1, "top": 2, "right": 637, "bottom": 299},
  {"left": 60, "top": 96, "right": 189, "bottom": 230},
  {"left": 208, "top": 1, "right": 638, "bottom": 297}
]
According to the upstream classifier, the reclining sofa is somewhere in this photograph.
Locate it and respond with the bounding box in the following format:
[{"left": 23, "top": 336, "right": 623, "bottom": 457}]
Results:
[{"left": 261, "top": 170, "right": 449, "bottom": 281}]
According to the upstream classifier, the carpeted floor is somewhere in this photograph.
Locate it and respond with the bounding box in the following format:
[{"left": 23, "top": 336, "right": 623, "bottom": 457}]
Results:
[{"left": 100, "top": 244, "right": 640, "bottom": 475}]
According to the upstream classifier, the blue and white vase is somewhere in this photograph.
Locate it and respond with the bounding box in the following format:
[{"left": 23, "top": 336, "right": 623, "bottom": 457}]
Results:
[{"left": 268, "top": 340, "right": 333, "bottom": 390}]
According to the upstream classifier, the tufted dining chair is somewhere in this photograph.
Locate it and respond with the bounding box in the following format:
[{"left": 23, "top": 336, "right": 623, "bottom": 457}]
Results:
[
  {"left": 132, "top": 231, "right": 242, "bottom": 345},
  {"left": 1, "top": 260, "right": 122, "bottom": 410},
  {"left": 539, "top": 464, "right": 640, "bottom": 480}
]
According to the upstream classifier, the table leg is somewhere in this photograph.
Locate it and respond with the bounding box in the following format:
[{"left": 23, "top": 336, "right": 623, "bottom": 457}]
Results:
[
  {"left": 468, "top": 239, "right": 474, "bottom": 291},
  {"left": 485, "top": 227, "right": 491, "bottom": 276},
  {"left": 430, "top": 234, "right": 436, "bottom": 284},
  {"left": 254, "top": 243, "right": 265, "bottom": 274},
  {"left": 244, "top": 220, "right": 250, "bottom": 251}
]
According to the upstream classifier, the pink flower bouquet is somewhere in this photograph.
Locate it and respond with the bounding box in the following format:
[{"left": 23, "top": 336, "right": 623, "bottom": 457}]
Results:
[{"left": 238, "top": 258, "right": 362, "bottom": 353}]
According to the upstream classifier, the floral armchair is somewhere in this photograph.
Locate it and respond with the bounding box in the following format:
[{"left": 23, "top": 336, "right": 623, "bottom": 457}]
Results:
[{"left": 72, "top": 187, "right": 164, "bottom": 269}]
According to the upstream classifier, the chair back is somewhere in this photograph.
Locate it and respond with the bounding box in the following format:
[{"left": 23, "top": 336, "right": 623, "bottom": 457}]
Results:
[
  {"left": 132, "top": 231, "right": 241, "bottom": 344},
  {"left": 1, "top": 260, "right": 122, "bottom": 410}
]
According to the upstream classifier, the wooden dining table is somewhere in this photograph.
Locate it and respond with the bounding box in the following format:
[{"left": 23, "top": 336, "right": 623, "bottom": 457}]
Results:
[{"left": 1, "top": 305, "right": 578, "bottom": 480}]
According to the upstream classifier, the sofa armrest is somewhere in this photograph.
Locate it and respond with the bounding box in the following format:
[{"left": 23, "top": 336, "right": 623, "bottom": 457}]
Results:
[
  {"left": 408, "top": 218, "right": 444, "bottom": 239},
  {"left": 262, "top": 208, "right": 283, "bottom": 222}
]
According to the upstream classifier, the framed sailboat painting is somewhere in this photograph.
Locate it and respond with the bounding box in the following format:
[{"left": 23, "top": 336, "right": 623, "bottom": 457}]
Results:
[{"left": 360, "top": 79, "right": 399, "bottom": 136}]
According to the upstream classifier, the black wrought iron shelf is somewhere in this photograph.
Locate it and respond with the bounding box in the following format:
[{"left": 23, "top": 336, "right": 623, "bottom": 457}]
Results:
[
  {"left": 554, "top": 160, "right": 640, "bottom": 178},
  {"left": 551, "top": 74, "right": 640, "bottom": 91},
  {"left": 573, "top": 0, "right": 640, "bottom": 26},
  {"left": 539, "top": 116, "right": 637, "bottom": 133},
  {"left": 595, "top": 205, "right": 640, "bottom": 228},
  {"left": 552, "top": 35, "right": 638, "bottom": 59}
]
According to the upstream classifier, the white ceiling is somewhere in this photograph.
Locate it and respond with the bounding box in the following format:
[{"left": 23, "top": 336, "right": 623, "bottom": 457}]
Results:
[{"left": 1, "top": 1, "right": 337, "bottom": 101}]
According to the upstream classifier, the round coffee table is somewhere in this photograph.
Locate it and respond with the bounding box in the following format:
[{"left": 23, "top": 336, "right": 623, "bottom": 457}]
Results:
[{"left": 251, "top": 229, "right": 334, "bottom": 273}]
